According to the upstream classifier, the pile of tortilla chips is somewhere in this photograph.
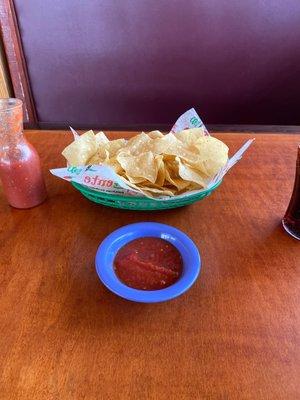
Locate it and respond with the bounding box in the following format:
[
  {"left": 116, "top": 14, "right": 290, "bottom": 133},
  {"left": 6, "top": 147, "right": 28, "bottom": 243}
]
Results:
[{"left": 62, "top": 128, "right": 229, "bottom": 197}]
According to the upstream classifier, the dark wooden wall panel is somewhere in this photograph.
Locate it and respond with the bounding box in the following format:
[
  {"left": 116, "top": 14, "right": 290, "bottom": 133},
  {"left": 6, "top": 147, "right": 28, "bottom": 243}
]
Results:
[{"left": 0, "top": 0, "right": 37, "bottom": 126}]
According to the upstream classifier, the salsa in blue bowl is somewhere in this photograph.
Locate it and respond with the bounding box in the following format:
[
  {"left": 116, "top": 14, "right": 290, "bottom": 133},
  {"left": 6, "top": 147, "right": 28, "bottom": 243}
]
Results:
[{"left": 95, "top": 222, "right": 201, "bottom": 303}]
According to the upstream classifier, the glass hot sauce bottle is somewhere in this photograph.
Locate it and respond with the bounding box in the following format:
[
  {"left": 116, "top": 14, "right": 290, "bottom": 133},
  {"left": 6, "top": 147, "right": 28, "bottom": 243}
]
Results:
[
  {"left": 282, "top": 146, "right": 300, "bottom": 240},
  {"left": 0, "top": 98, "right": 47, "bottom": 209}
]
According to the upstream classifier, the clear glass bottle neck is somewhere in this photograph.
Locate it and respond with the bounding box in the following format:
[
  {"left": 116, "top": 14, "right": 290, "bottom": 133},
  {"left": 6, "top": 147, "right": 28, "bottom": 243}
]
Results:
[{"left": 0, "top": 106, "right": 24, "bottom": 147}]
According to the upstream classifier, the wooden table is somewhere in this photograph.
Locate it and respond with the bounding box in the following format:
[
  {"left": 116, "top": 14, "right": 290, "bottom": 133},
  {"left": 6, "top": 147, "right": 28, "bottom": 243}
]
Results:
[{"left": 0, "top": 130, "right": 299, "bottom": 400}]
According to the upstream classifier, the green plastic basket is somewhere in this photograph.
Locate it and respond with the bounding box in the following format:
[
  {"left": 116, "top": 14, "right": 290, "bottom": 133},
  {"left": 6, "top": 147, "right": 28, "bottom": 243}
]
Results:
[{"left": 71, "top": 180, "right": 222, "bottom": 210}]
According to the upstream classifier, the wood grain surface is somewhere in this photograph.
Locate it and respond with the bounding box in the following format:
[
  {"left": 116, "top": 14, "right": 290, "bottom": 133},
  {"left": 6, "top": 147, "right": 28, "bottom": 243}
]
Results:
[
  {"left": 0, "top": 37, "right": 12, "bottom": 98},
  {"left": 0, "top": 131, "right": 299, "bottom": 400}
]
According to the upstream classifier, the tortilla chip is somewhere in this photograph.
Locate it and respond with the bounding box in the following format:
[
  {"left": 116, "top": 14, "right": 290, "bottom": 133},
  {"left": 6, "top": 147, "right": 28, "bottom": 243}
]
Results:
[
  {"left": 176, "top": 157, "right": 207, "bottom": 188},
  {"left": 62, "top": 130, "right": 97, "bottom": 166},
  {"left": 148, "top": 130, "right": 164, "bottom": 139},
  {"left": 106, "top": 139, "right": 127, "bottom": 157},
  {"left": 176, "top": 128, "right": 206, "bottom": 146},
  {"left": 190, "top": 136, "right": 229, "bottom": 176},
  {"left": 152, "top": 133, "right": 198, "bottom": 164},
  {"left": 95, "top": 131, "right": 109, "bottom": 145},
  {"left": 122, "top": 132, "right": 152, "bottom": 156},
  {"left": 154, "top": 155, "right": 165, "bottom": 186},
  {"left": 117, "top": 151, "right": 158, "bottom": 183}
]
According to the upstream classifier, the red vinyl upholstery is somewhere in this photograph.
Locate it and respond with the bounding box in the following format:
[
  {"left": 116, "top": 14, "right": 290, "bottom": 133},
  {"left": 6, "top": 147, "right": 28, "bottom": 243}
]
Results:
[{"left": 14, "top": 0, "right": 300, "bottom": 128}]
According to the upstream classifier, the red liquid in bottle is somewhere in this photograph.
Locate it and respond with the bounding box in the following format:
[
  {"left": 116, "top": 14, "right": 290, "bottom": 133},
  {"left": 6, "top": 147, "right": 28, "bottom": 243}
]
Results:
[
  {"left": 282, "top": 146, "right": 300, "bottom": 240},
  {"left": 0, "top": 98, "right": 47, "bottom": 209},
  {"left": 0, "top": 140, "right": 46, "bottom": 208}
]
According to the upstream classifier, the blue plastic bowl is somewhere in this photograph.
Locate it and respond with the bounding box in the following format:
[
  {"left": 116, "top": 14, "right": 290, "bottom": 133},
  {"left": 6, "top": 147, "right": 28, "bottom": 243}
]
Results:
[{"left": 95, "top": 222, "right": 201, "bottom": 303}]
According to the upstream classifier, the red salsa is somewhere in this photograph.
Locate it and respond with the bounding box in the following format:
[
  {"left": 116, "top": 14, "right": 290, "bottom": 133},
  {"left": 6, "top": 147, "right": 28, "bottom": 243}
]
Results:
[{"left": 114, "top": 237, "right": 183, "bottom": 290}]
